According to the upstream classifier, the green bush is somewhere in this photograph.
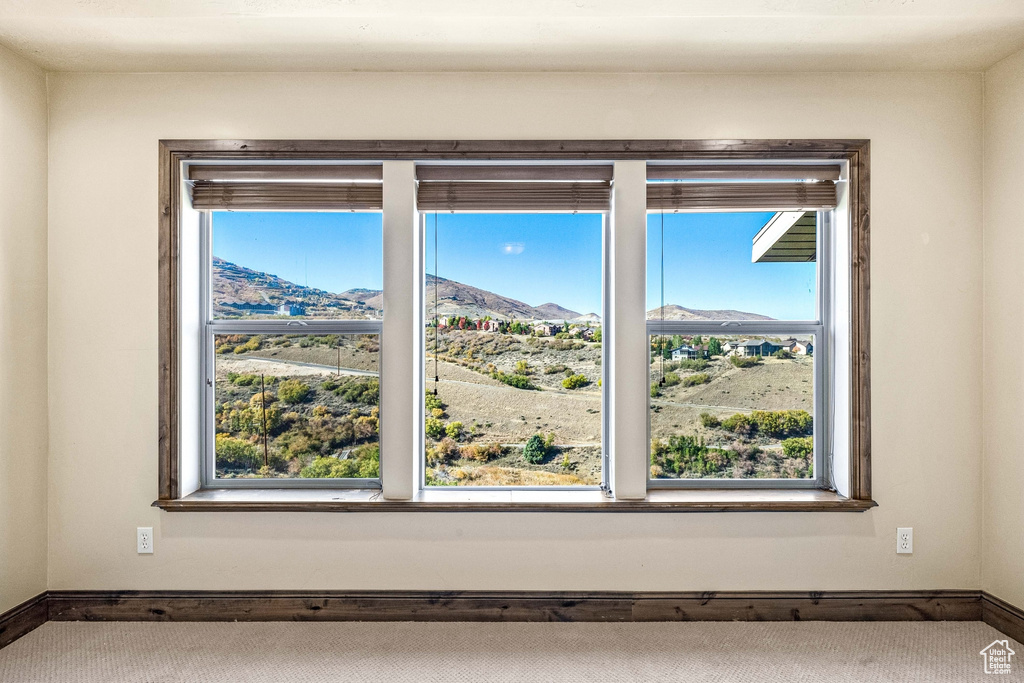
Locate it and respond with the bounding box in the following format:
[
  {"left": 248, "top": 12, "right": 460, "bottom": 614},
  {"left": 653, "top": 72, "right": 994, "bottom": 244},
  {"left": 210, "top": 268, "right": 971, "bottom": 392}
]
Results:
[
  {"left": 681, "top": 372, "right": 710, "bottom": 387},
  {"left": 543, "top": 364, "right": 568, "bottom": 375},
  {"left": 677, "top": 359, "right": 709, "bottom": 371},
  {"left": 445, "top": 421, "right": 464, "bottom": 440},
  {"left": 782, "top": 436, "right": 814, "bottom": 458},
  {"left": 215, "top": 433, "right": 261, "bottom": 470},
  {"left": 650, "top": 435, "right": 734, "bottom": 478},
  {"left": 494, "top": 372, "right": 534, "bottom": 390},
  {"left": 277, "top": 379, "right": 311, "bottom": 404},
  {"left": 424, "top": 391, "right": 445, "bottom": 412},
  {"left": 514, "top": 360, "right": 531, "bottom": 375},
  {"left": 425, "top": 417, "right": 445, "bottom": 440},
  {"left": 773, "top": 349, "right": 793, "bottom": 359},
  {"left": 730, "top": 355, "right": 762, "bottom": 368},
  {"left": 650, "top": 383, "right": 660, "bottom": 398},
  {"left": 721, "top": 413, "right": 756, "bottom": 436},
  {"left": 699, "top": 413, "right": 720, "bottom": 428},
  {"left": 751, "top": 410, "right": 812, "bottom": 438},
  {"left": 663, "top": 372, "right": 680, "bottom": 387},
  {"left": 300, "top": 444, "right": 379, "bottom": 479},
  {"left": 522, "top": 434, "right": 547, "bottom": 464},
  {"left": 227, "top": 373, "right": 260, "bottom": 386},
  {"left": 562, "top": 374, "right": 589, "bottom": 390}
]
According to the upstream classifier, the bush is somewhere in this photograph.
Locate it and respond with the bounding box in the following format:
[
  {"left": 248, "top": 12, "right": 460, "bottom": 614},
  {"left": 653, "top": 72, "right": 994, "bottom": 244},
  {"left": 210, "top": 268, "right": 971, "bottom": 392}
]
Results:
[
  {"left": 751, "top": 410, "right": 812, "bottom": 438},
  {"left": 543, "top": 364, "right": 567, "bottom": 375},
  {"left": 681, "top": 372, "right": 710, "bottom": 387},
  {"left": 425, "top": 391, "right": 445, "bottom": 412},
  {"left": 215, "top": 433, "right": 261, "bottom": 470},
  {"left": 730, "top": 355, "right": 762, "bottom": 368},
  {"left": 721, "top": 413, "right": 756, "bottom": 437},
  {"left": 436, "top": 437, "right": 460, "bottom": 460},
  {"left": 514, "top": 360, "right": 531, "bottom": 375},
  {"left": 562, "top": 374, "right": 589, "bottom": 390},
  {"left": 773, "top": 349, "right": 793, "bottom": 359},
  {"left": 227, "top": 373, "right": 260, "bottom": 386},
  {"left": 431, "top": 407, "right": 445, "bottom": 419},
  {"left": 650, "top": 383, "right": 660, "bottom": 398},
  {"left": 678, "top": 359, "right": 709, "bottom": 371},
  {"left": 425, "top": 417, "right": 445, "bottom": 440},
  {"left": 522, "top": 434, "right": 547, "bottom": 464},
  {"left": 277, "top": 379, "right": 311, "bottom": 404},
  {"left": 663, "top": 372, "right": 680, "bottom": 387},
  {"left": 782, "top": 436, "right": 814, "bottom": 458},
  {"left": 650, "top": 435, "right": 734, "bottom": 478},
  {"left": 699, "top": 413, "right": 720, "bottom": 428},
  {"left": 494, "top": 372, "right": 534, "bottom": 390},
  {"left": 445, "top": 421, "right": 464, "bottom": 440}
]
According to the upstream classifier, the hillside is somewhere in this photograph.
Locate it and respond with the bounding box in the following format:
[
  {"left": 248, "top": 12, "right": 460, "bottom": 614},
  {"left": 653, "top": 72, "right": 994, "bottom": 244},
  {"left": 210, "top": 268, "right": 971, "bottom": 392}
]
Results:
[{"left": 646, "top": 304, "right": 773, "bottom": 321}]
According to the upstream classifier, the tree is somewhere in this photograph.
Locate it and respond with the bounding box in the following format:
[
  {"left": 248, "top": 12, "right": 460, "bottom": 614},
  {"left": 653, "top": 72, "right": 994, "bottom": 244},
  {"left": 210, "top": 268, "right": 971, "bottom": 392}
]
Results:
[
  {"left": 523, "top": 434, "right": 547, "bottom": 463},
  {"left": 707, "top": 337, "right": 723, "bottom": 357},
  {"left": 277, "top": 379, "right": 311, "bottom": 404}
]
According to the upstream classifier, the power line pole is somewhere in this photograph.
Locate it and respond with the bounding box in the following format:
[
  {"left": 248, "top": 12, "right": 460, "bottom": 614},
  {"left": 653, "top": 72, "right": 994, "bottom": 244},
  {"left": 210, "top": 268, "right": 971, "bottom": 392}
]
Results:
[{"left": 260, "top": 373, "right": 269, "bottom": 469}]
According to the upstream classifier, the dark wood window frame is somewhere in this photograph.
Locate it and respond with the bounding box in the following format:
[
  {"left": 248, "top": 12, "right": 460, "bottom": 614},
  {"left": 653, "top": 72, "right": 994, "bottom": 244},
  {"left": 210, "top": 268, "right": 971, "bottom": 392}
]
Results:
[{"left": 157, "top": 139, "right": 871, "bottom": 512}]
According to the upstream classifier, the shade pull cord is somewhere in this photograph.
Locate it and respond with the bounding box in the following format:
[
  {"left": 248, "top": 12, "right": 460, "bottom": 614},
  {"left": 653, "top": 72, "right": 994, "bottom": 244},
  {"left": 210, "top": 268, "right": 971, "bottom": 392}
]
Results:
[
  {"left": 433, "top": 211, "right": 439, "bottom": 395},
  {"left": 659, "top": 209, "right": 666, "bottom": 385}
]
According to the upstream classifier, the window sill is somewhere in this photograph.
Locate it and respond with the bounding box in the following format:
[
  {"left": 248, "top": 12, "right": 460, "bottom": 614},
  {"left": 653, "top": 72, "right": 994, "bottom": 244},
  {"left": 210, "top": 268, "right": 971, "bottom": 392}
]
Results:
[{"left": 153, "top": 488, "right": 876, "bottom": 513}]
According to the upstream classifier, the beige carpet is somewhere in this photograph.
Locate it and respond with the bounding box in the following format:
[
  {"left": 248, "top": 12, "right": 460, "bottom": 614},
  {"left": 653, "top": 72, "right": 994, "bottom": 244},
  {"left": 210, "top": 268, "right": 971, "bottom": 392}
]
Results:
[{"left": 0, "top": 621, "right": 1020, "bottom": 682}]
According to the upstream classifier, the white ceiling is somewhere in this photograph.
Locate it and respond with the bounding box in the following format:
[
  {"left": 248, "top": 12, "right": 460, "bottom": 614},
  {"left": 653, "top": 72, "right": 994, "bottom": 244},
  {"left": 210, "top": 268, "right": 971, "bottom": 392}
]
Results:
[{"left": 2, "top": 0, "right": 1024, "bottom": 73}]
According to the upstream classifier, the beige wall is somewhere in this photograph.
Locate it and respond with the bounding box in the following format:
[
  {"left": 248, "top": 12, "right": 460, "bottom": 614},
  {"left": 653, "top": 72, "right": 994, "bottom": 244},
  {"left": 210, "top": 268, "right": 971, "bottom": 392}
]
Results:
[
  {"left": 983, "top": 50, "right": 1024, "bottom": 608},
  {"left": 45, "top": 72, "right": 983, "bottom": 592},
  {"left": 0, "top": 45, "right": 48, "bottom": 612}
]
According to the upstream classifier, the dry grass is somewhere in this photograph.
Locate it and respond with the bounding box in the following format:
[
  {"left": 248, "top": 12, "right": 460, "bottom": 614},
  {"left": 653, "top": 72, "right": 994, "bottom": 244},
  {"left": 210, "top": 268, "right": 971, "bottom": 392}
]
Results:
[{"left": 440, "top": 466, "right": 584, "bottom": 487}]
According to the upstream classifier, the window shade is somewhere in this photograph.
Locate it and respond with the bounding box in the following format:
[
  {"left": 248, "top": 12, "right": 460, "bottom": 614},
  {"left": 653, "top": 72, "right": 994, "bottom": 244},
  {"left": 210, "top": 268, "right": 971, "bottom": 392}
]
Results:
[
  {"left": 416, "top": 165, "right": 612, "bottom": 212},
  {"left": 645, "top": 163, "right": 839, "bottom": 211},
  {"left": 187, "top": 164, "right": 383, "bottom": 210}
]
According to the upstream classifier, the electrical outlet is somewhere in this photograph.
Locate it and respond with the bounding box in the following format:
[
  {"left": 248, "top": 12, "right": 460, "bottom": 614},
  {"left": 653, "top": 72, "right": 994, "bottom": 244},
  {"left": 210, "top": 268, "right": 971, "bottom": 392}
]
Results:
[
  {"left": 897, "top": 527, "right": 913, "bottom": 554},
  {"left": 137, "top": 527, "right": 154, "bottom": 554}
]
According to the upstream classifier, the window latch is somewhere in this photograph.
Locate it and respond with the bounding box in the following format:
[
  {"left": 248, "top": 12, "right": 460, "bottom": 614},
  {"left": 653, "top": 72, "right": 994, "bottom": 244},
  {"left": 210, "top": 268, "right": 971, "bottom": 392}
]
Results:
[
  {"left": 286, "top": 321, "right": 308, "bottom": 327},
  {"left": 720, "top": 321, "right": 741, "bottom": 327}
]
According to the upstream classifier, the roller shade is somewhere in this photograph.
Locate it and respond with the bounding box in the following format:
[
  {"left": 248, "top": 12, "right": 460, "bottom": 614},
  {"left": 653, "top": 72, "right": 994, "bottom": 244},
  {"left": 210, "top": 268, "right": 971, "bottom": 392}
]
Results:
[
  {"left": 416, "top": 165, "right": 612, "bottom": 212},
  {"left": 647, "top": 182, "right": 837, "bottom": 211},
  {"left": 646, "top": 163, "right": 839, "bottom": 211},
  {"left": 187, "top": 164, "right": 383, "bottom": 210}
]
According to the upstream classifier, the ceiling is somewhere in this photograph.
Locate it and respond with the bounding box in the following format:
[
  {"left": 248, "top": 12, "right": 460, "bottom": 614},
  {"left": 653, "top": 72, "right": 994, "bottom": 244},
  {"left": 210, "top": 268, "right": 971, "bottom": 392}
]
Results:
[{"left": 2, "top": 0, "right": 1024, "bottom": 73}]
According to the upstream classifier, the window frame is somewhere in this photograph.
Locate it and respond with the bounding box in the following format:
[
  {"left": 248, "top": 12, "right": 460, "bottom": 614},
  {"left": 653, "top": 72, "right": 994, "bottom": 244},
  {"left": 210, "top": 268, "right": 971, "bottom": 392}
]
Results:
[
  {"left": 645, "top": 207, "right": 833, "bottom": 490},
  {"left": 157, "top": 139, "right": 871, "bottom": 512},
  {"left": 197, "top": 210, "right": 384, "bottom": 489}
]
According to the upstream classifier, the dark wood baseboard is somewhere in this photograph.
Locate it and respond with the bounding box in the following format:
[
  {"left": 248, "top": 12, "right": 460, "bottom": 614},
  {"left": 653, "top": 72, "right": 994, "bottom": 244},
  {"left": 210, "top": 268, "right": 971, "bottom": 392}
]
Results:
[
  {"left": 983, "top": 592, "right": 1024, "bottom": 645},
  {"left": 46, "top": 589, "right": 980, "bottom": 624},
  {"left": 3, "top": 589, "right": 1020, "bottom": 651},
  {"left": 0, "top": 593, "right": 47, "bottom": 649}
]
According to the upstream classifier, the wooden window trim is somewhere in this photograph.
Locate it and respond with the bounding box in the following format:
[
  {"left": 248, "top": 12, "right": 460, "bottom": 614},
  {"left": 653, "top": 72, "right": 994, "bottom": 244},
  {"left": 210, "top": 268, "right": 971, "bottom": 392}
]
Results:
[{"left": 158, "top": 139, "right": 871, "bottom": 511}]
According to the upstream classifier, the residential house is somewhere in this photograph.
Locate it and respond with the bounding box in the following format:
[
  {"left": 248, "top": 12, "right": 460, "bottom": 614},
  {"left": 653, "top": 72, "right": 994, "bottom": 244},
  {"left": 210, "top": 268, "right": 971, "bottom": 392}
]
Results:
[{"left": 733, "top": 339, "right": 780, "bottom": 357}]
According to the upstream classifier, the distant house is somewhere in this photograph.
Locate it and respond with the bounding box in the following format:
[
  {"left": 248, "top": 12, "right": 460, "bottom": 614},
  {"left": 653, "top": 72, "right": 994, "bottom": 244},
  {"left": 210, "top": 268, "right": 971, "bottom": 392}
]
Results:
[
  {"left": 732, "top": 339, "right": 779, "bottom": 357},
  {"left": 482, "top": 320, "right": 501, "bottom": 332},
  {"left": 579, "top": 327, "right": 596, "bottom": 341},
  {"left": 670, "top": 345, "right": 706, "bottom": 361},
  {"left": 781, "top": 338, "right": 813, "bottom": 355},
  {"left": 532, "top": 323, "right": 561, "bottom": 336},
  {"left": 276, "top": 303, "right": 305, "bottom": 316}
]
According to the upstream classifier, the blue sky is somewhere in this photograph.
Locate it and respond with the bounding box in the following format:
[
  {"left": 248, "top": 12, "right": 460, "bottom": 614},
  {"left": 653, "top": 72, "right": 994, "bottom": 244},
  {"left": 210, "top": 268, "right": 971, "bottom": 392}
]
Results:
[
  {"left": 212, "top": 210, "right": 815, "bottom": 320},
  {"left": 647, "top": 212, "right": 816, "bottom": 320}
]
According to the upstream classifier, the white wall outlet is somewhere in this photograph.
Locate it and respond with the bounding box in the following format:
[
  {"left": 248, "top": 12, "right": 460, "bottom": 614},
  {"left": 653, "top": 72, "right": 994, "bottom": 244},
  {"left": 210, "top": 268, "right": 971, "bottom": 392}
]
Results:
[
  {"left": 137, "top": 527, "right": 154, "bottom": 554},
  {"left": 897, "top": 527, "right": 913, "bottom": 554}
]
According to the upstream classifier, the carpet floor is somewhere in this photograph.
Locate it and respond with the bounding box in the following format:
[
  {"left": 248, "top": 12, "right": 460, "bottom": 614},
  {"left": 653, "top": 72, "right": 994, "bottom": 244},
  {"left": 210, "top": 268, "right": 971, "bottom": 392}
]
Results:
[{"left": 0, "top": 621, "right": 1020, "bottom": 682}]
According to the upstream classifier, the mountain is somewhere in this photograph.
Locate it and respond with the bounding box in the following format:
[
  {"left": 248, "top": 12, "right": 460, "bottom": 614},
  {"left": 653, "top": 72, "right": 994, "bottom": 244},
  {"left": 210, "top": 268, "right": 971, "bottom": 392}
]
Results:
[
  {"left": 646, "top": 304, "right": 774, "bottom": 321},
  {"left": 423, "top": 275, "right": 581, "bottom": 321},
  {"left": 533, "top": 302, "right": 582, "bottom": 320}
]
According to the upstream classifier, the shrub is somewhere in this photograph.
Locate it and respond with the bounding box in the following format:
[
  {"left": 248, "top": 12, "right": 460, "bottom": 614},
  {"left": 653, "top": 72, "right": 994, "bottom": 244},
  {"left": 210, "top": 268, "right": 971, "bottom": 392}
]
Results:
[
  {"left": 751, "top": 410, "right": 812, "bottom": 438},
  {"left": 699, "top": 412, "right": 720, "bottom": 428},
  {"left": 277, "top": 379, "right": 311, "bottom": 404},
  {"left": 514, "top": 360, "right": 531, "bottom": 375},
  {"left": 228, "top": 373, "right": 260, "bottom": 386},
  {"left": 681, "top": 372, "right": 710, "bottom": 387},
  {"left": 721, "top": 413, "right": 756, "bottom": 437},
  {"left": 650, "top": 383, "right": 660, "bottom": 398},
  {"left": 425, "top": 417, "right": 445, "bottom": 440},
  {"left": 730, "top": 355, "right": 762, "bottom": 368},
  {"left": 321, "top": 379, "right": 339, "bottom": 391},
  {"left": 663, "top": 372, "right": 680, "bottom": 387},
  {"left": 431, "top": 407, "right": 445, "bottom": 419},
  {"left": 436, "top": 437, "right": 460, "bottom": 460},
  {"left": 522, "top": 434, "right": 547, "bottom": 464},
  {"left": 773, "top": 349, "right": 793, "bottom": 359},
  {"left": 494, "top": 372, "right": 534, "bottom": 390},
  {"left": 562, "top": 374, "right": 589, "bottom": 390},
  {"left": 782, "top": 436, "right": 814, "bottom": 458},
  {"left": 677, "top": 359, "right": 709, "bottom": 371},
  {"left": 215, "top": 433, "right": 261, "bottom": 470},
  {"left": 543, "top": 364, "right": 567, "bottom": 375},
  {"left": 424, "top": 391, "right": 445, "bottom": 412},
  {"left": 445, "top": 421, "right": 464, "bottom": 440}
]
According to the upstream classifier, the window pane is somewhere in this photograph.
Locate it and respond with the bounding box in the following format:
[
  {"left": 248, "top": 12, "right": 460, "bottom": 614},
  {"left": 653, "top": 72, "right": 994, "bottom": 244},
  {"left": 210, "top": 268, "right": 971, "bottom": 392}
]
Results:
[
  {"left": 646, "top": 211, "right": 817, "bottom": 321},
  {"left": 649, "top": 334, "right": 814, "bottom": 480},
  {"left": 423, "top": 213, "right": 603, "bottom": 487},
  {"left": 211, "top": 211, "right": 383, "bottom": 320},
  {"left": 213, "top": 333, "right": 379, "bottom": 479}
]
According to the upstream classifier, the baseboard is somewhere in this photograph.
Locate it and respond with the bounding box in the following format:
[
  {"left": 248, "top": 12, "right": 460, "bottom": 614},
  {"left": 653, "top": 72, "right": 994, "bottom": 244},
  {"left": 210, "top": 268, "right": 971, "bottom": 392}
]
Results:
[
  {"left": 46, "top": 589, "right": 980, "bottom": 623},
  {"left": 0, "top": 593, "right": 48, "bottom": 649},
  {"left": 3, "top": 589, "right": 1019, "bottom": 652},
  {"left": 983, "top": 592, "right": 1024, "bottom": 645}
]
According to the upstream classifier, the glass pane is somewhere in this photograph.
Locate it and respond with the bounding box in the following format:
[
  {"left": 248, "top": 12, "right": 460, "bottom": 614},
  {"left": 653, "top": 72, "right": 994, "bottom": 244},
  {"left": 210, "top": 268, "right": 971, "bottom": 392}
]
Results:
[
  {"left": 213, "top": 333, "right": 379, "bottom": 480},
  {"left": 646, "top": 211, "right": 817, "bottom": 321},
  {"left": 649, "top": 334, "right": 814, "bottom": 480},
  {"left": 423, "top": 213, "right": 603, "bottom": 487},
  {"left": 211, "top": 211, "right": 383, "bottom": 320}
]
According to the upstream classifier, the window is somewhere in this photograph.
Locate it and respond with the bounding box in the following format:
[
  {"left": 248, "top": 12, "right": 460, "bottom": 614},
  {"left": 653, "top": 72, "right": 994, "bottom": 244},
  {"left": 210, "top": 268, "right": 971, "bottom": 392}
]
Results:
[
  {"left": 645, "top": 164, "right": 837, "bottom": 489},
  {"left": 422, "top": 212, "right": 605, "bottom": 488},
  {"left": 158, "top": 142, "right": 870, "bottom": 511}
]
